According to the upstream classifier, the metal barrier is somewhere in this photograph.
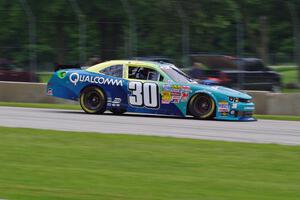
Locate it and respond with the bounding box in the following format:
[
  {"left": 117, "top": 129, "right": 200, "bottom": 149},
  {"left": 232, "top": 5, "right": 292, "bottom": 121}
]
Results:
[
  {"left": 0, "top": 81, "right": 73, "bottom": 104},
  {"left": 245, "top": 91, "right": 300, "bottom": 115}
]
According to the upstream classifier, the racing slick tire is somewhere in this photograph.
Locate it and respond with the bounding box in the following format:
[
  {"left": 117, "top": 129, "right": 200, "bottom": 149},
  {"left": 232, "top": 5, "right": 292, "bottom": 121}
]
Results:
[
  {"left": 188, "top": 93, "right": 216, "bottom": 119},
  {"left": 80, "top": 86, "right": 106, "bottom": 114}
]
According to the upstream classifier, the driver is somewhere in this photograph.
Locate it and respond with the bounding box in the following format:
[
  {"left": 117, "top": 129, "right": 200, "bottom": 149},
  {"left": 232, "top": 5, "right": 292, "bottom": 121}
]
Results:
[{"left": 137, "top": 67, "right": 149, "bottom": 80}]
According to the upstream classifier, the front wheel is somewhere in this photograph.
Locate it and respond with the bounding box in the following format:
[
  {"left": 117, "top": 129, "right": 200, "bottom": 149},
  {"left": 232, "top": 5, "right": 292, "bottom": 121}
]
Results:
[
  {"left": 188, "top": 94, "right": 216, "bottom": 119},
  {"left": 80, "top": 87, "right": 106, "bottom": 114}
]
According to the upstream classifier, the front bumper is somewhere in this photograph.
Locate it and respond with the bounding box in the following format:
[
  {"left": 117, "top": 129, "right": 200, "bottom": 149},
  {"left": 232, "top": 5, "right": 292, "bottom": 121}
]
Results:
[{"left": 215, "top": 102, "right": 256, "bottom": 121}]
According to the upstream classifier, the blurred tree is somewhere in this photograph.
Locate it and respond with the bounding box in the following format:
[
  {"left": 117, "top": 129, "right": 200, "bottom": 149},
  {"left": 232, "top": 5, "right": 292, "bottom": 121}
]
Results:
[
  {"left": 0, "top": 0, "right": 298, "bottom": 70},
  {"left": 288, "top": 0, "right": 300, "bottom": 83},
  {"left": 235, "top": 0, "right": 294, "bottom": 64}
]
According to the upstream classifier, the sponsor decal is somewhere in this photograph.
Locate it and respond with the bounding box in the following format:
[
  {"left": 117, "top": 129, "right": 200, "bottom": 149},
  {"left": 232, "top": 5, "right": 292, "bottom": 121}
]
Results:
[
  {"left": 211, "top": 86, "right": 220, "bottom": 90},
  {"left": 221, "top": 112, "right": 229, "bottom": 116},
  {"left": 162, "top": 91, "right": 172, "bottom": 104},
  {"left": 107, "top": 97, "right": 122, "bottom": 107},
  {"left": 171, "top": 85, "right": 181, "bottom": 91},
  {"left": 112, "top": 98, "right": 122, "bottom": 104},
  {"left": 171, "top": 91, "right": 181, "bottom": 103},
  {"left": 69, "top": 73, "right": 123, "bottom": 86},
  {"left": 231, "top": 103, "right": 238, "bottom": 109},
  {"left": 161, "top": 84, "right": 191, "bottom": 104},
  {"left": 171, "top": 91, "right": 181, "bottom": 96},
  {"left": 181, "top": 92, "right": 189, "bottom": 101},
  {"left": 218, "top": 101, "right": 229, "bottom": 112},
  {"left": 162, "top": 84, "right": 172, "bottom": 91},
  {"left": 244, "top": 106, "right": 254, "bottom": 110},
  {"left": 47, "top": 88, "right": 53, "bottom": 96}
]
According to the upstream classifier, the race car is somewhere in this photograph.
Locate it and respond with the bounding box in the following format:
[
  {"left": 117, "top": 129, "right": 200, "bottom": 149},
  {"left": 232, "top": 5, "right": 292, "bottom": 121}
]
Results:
[{"left": 47, "top": 60, "right": 255, "bottom": 121}]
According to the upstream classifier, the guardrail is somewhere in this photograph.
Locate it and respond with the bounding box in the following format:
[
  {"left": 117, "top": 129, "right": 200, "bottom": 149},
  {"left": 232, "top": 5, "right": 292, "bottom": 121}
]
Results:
[
  {"left": 0, "top": 81, "right": 73, "bottom": 104},
  {"left": 0, "top": 81, "right": 299, "bottom": 115},
  {"left": 245, "top": 91, "right": 300, "bottom": 116}
]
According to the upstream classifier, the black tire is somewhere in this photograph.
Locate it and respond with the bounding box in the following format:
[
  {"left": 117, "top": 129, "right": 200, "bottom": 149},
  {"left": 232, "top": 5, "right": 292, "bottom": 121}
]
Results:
[
  {"left": 111, "top": 108, "right": 126, "bottom": 115},
  {"left": 188, "top": 93, "right": 216, "bottom": 119},
  {"left": 80, "top": 86, "right": 106, "bottom": 114}
]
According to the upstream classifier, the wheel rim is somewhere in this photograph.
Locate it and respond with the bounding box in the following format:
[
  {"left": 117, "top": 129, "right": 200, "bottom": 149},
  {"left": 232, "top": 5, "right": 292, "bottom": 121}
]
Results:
[
  {"left": 84, "top": 91, "right": 102, "bottom": 110},
  {"left": 194, "top": 96, "right": 212, "bottom": 116}
]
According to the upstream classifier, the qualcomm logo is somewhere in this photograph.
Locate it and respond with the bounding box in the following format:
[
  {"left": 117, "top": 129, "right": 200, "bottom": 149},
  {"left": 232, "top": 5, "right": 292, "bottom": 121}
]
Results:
[{"left": 69, "top": 72, "right": 123, "bottom": 87}]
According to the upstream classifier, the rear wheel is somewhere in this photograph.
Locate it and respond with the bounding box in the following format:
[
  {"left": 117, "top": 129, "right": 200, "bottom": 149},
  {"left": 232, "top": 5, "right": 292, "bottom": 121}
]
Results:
[
  {"left": 80, "top": 87, "right": 106, "bottom": 114},
  {"left": 188, "top": 93, "right": 216, "bottom": 119}
]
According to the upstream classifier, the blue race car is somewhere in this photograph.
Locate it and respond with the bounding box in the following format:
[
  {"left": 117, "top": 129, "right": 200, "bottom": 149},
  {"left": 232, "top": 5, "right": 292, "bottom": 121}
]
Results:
[{"left": 47, "top": 60, "right": 255, "bottom": 121}]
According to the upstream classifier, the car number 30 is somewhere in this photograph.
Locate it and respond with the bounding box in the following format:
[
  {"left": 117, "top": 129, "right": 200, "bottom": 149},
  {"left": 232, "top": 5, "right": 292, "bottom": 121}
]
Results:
[{"left": 128, "top": 82, "right": 159, "bottom": 108}]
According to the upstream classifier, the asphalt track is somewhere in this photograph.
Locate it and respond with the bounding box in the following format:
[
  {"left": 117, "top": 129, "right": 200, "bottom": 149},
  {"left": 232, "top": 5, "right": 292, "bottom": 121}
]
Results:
[{"left": 0, "top": 106, "right": 299, "bottom": 145}]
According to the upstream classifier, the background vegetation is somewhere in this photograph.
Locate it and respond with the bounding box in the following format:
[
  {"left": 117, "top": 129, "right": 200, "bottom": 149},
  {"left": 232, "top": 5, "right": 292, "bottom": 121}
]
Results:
[{"left": 0, "top": 0, "right": 300, "bottom": 72}]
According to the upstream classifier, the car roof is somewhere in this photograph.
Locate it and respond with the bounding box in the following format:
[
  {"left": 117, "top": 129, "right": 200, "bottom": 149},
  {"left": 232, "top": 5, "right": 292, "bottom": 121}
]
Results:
[
  {"left": 130, "top": 56, "right": 174, "bottom": 64},
  {"left": 87, "top": 60, "right": 171, "bottom": 72}
]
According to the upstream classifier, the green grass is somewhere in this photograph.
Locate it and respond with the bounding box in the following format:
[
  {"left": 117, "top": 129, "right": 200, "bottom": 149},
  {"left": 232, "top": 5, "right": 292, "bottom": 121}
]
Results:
[
  {"left": 255, "top": 114, "right": 300, "bottom": 121},
  {"left": 0, "top": 101, "right": 81, "bottom": 110},
  {"left": 271, "top": 64, "right": 297, "bottom": 72},
  {"left": 270, "top": 65, "right": 299, "bottom": 92},
  {"left": 0, "top": 127, "right": 299, "bottom": 200},
  {"left": 280, "top": 69, "right": 298, "bottom": 85},
  {"left": 282, "top": 88, "right": 300, "bottom": 93},
  {"left": 272, "top": 65, "right": 299, "bottom": 84}
]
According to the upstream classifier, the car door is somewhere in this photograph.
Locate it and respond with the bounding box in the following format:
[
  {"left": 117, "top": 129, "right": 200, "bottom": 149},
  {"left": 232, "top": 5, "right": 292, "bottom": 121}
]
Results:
[
  {"left": 125, "top": 64, "right": 166, "bottom": 114},
  {"left": 97, "top": 64, "right": 129, "bottom": 109}
]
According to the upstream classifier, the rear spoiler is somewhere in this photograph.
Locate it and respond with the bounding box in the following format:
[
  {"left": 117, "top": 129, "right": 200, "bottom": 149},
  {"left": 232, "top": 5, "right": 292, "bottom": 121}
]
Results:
[{"left": 54, "top": 64, "right": 81, "bottom": 72}]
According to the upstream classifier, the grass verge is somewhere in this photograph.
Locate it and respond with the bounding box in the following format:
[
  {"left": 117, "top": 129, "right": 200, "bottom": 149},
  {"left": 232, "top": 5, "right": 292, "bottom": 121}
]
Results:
[
  {"left": 272, "top": 65, "right": 298, "bottom": 84},
  {"left": 0, "top": 126, "right": 299, "bottom": 200},
  {"left": 255, "top": 114, "right": 300, "bottom": 121},
  {"left": 282, "top": 88, "right": 300, "bottom": 93},
  {"left": 280, "top": 69, "right": 298, "bottom": 85},
  {"left": 0, "top": 101, "right": 80, "bottom": 110},
  {"left": 1, "top": 101, "right": 300, "bottom": 121},
  {"left": 269, "top": 65, "right": 299, "bottom": 92}
]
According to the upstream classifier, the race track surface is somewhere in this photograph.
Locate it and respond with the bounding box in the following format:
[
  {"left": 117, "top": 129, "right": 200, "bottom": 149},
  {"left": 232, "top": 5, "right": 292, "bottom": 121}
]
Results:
[{"left": 0, "top": 106, "right": 299, "bottom": 145}]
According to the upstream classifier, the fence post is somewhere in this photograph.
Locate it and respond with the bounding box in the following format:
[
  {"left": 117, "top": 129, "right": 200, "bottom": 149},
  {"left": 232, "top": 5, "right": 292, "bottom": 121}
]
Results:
[
  {"left": 234, "top": 6, "right": 245, "bottom": 89},
  {"left": 288, "top": 2, "right": 300, "bottom": 83},
  {"left": 69, "top": 0, "right": 87, "bottom": 65},
  {"left": 19, "top": 0, "right": 37, "bottom": 79},
  {"left": 174, "top": 1, "right": 190, "bottom": 67},
  {"left": 121, "top": 0, "right": 137, "bottom": 57}
]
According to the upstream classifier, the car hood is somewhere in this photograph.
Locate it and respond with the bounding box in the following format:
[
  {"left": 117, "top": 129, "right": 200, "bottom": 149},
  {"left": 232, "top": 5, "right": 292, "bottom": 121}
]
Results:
[{"left": 193, "top": 84, "right": 252, "bottom": 99}]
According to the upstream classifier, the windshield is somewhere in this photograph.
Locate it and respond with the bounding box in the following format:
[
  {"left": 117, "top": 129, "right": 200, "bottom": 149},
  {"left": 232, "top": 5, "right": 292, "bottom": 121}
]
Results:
[{"left": 161, "top": 65, "right": 195, "bottom": 83}]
